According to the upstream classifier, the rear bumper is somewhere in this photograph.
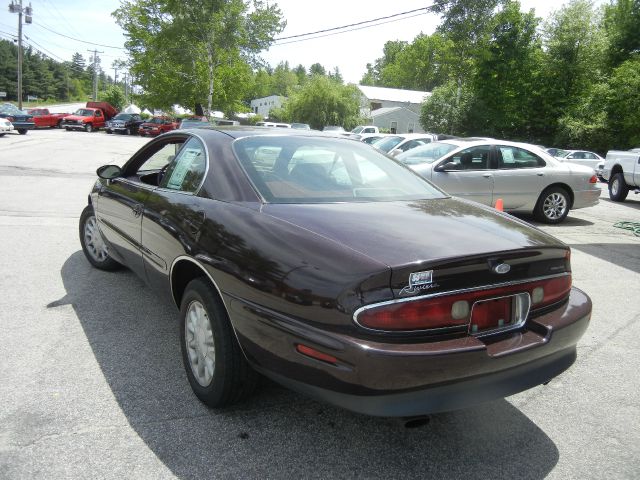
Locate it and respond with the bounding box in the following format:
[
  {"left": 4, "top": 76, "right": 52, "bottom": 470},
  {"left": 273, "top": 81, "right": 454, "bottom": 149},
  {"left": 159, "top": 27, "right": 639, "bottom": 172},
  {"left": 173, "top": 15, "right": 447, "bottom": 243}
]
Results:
[
  {"left": 572, "top": 188, "right": 600, "bottom": 209},
  {"left": 227, "top": 287, "right": 592, "bottom": 416}
]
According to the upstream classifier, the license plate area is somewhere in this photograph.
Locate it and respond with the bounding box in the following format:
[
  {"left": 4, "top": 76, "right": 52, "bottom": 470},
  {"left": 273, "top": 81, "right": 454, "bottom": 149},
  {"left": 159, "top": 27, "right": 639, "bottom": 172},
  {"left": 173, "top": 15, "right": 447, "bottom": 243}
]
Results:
[{"left": 469, "top": 293, "right": 530, "bottom": 336}]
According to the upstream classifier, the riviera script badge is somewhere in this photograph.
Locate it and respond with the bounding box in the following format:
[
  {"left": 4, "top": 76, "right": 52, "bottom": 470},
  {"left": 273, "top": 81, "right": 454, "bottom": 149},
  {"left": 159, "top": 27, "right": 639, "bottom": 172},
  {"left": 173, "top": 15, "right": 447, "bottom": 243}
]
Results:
[{"left": 400, "top": 270, "right": 439, "bottom": 296}]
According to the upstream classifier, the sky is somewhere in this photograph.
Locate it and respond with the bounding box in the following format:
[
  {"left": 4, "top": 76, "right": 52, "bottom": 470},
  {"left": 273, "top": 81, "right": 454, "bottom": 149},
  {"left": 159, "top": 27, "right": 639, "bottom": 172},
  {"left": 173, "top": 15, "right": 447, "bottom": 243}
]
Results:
[{"left": 0, "top": 0, "right": 605, "bottom": 85}]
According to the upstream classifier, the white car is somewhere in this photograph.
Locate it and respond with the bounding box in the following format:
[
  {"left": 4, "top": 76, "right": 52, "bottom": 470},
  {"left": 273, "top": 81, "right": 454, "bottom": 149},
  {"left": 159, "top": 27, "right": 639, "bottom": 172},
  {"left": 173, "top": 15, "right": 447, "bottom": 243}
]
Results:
[
  {"left": 371, "top": 133, "right": 438, "bottom": 156},
  {"left": 397, "top": 138, "right": 600, "bottom": 224},
  {"left": 554, "top": 149, "right": 604, "bottom": 170},
  {"left": 0, "top": 117, "right": 14, "bottom": 136}
]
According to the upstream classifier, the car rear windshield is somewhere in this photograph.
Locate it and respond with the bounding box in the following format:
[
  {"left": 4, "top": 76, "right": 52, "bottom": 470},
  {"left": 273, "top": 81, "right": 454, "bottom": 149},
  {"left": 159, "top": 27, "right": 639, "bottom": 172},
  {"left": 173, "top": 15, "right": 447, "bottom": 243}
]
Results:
[
  {"left": 233, "top": 136, "right": 445, "bottom": 203},
  {"left": 113, "top": 114, "right": 133, "bottom": 120},
  {"left": 396, "top": 142, "right": 459, "bottom": 165}
]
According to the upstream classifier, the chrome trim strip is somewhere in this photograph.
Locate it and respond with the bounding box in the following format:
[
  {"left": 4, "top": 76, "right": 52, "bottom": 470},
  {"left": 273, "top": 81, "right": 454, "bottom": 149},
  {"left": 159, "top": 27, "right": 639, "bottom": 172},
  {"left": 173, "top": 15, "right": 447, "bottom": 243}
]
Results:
[{"left": 352, "top": 272, "right": 570, "bottom": 333}]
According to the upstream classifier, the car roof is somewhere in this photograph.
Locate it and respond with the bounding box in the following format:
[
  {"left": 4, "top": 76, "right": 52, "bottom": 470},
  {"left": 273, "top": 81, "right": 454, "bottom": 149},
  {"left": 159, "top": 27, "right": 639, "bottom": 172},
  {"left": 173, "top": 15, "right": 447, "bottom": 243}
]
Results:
[{"left": 186, "top": 125, "right": 350, "bottom": 140}]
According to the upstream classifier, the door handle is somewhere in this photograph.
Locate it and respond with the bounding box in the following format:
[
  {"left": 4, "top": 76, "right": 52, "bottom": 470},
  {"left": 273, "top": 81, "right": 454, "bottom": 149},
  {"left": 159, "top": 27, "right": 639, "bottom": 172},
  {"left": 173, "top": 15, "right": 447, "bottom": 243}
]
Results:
[
  {"left": 537, "top": 173, "right": 544, "bottom": 176},
  {"left": 482, "top": 173, "right": 493, "bottom": 178},
  {"left": 132, "top": 204, "right": 143, "bottom": 217},
  {"left": 185, "top": 210, "right": 206, "bottom": 235}
]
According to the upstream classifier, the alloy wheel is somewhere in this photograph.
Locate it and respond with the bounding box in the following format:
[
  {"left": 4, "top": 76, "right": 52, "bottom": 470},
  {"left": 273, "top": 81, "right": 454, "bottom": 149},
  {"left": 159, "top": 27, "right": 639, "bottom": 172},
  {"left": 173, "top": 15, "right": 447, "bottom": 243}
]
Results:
[{"left": 542, "top": 192, "right": 567, "bottom": 221}]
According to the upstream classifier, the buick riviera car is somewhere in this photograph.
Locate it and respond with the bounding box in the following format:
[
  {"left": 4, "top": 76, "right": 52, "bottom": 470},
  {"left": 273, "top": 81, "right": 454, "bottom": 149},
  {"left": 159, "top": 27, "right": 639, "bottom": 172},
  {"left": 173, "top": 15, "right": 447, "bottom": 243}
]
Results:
[
  {"left": 397, "top": 139, "right": 600, "bottom": 224},
  {"left": 79, "top": 128, "right": 591, "bottom": 416}
]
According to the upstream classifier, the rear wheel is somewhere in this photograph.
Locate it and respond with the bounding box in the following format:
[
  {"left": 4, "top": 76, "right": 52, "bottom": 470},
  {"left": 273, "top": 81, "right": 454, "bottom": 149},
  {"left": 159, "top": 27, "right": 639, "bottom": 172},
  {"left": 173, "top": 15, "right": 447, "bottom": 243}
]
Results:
[
  {"left": 608, "top": 173, "right": 629, "bottom": 202},
  {"left": 84, "top": 123, "right": 93, "bottom": 133},
  {"left": 65, "top": 127, "right": 71, "bottom": 131},
  {"left": 18, "top": 129, "right": 27, "bottom": 135},
  {"left": 79, "top": 205, "right": 120, "bottom": 270},
  {"left": 180, "top": 278, "right": 258, "bottom": 408},
  {"left": 534, "top": 186, "right": 570, "bottom": 224}
]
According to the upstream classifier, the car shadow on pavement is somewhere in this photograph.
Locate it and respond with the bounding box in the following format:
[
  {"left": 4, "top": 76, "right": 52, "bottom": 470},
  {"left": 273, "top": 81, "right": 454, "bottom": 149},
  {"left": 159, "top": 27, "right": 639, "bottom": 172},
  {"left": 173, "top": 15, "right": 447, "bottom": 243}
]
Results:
[
  {"left": 57, "top": 251, "right": 560, "bottom": 480},
  {"left": 600, "top": 197, "right": 640, "bottom": 210},
  {"left": 571, "top": 243, "right": 640, "bottom": 274},
  {"left": 517, "top": 214, "right": 595, "bottom": 228}
]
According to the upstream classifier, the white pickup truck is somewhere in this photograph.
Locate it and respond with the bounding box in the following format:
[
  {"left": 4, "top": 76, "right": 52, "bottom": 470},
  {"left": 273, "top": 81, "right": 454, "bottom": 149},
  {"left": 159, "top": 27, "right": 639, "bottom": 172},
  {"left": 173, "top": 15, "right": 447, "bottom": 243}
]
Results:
[{"left": 602, "top": 148, "right": 640, "bottom": 201}]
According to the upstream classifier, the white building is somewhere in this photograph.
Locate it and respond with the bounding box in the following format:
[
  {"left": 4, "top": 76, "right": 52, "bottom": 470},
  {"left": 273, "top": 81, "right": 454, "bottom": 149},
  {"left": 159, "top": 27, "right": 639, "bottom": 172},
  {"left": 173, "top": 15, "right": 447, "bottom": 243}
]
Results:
[
  {"left": 356, "top": 85, "right": 431, "bottom": 134},
  {"left": 357, "top": 85, "right": 430, "bottom": 116},
  {"left": 370, "top": 106, "right": 424, "bottom": 134},
  {"left": 250, "top": 95, "right": 285, "bottom": 118}
]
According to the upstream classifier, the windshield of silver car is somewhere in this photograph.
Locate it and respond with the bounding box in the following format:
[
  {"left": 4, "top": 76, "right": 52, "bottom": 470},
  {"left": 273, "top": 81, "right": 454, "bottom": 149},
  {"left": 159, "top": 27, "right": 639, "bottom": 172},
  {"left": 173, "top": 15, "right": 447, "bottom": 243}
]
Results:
[{"left": 396, "top": 142, "right": 459, "bottom": 165}]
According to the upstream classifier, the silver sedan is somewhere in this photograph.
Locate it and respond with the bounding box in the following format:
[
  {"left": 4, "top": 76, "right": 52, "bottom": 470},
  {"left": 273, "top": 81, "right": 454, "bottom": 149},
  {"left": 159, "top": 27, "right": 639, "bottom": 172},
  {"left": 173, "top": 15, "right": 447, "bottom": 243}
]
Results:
[{"left": 396, "top": 139, "right": 600, "bottom": 223}]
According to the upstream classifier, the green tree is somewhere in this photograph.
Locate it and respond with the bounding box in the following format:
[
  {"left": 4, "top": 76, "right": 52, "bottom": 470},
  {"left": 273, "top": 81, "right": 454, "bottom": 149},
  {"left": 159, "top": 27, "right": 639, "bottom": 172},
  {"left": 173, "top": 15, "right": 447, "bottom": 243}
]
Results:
[
  {"left": 603, "top": 0, "right": 640, "bottom": 69},
  {"left": 469, "top": 1, "right": 541, "bottom": 139},
  {"left": 99, "top": 84, "right": 126, "bottom": 110},
  {"left": 281, "top": 75, "right": 362, "bottom": 130},
  {"left": 113, "top": 0, "right": 285, "bottom": 113},
  {"left": 606, "top": 57, "right": 640, "bottom": 147},
  {"left": 420, "top": 80, "right": 472, "bottom": 135}
]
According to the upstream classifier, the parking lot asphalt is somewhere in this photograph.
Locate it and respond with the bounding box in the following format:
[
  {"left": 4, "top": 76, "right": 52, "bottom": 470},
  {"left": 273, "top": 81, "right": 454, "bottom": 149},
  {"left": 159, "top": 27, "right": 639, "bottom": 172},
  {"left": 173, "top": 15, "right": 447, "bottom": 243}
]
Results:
[{"left": 0, "top": 128, "right": 639, "bottom": 479}]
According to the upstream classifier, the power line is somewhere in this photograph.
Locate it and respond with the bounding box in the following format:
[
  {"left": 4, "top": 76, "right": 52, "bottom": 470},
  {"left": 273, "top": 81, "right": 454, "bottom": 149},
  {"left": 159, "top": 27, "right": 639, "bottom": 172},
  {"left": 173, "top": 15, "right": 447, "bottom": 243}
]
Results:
[
  {"left": 38, "top": 0, "right": 84, "bottom": 39},
  {"left": 273, "top": 11, "right": 430, "bottom": 46},
  {"left": 33, "top": 21, "right": 126, "bottom": 49},
  {"left": 274, "top": 6, "right": 432, "bottom": 42}
]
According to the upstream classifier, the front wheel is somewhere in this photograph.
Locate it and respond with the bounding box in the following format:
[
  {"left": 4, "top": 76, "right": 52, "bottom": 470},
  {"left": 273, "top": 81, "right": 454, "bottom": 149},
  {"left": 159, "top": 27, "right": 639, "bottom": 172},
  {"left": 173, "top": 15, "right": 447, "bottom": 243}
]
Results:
[
  {"left": 534, "top": 186, "right": 570, "bottom": 224},
  {"left": 79, "top": 205, "right": 120, "bottom": 270},
  {"left": 65, "top": 126, "right": 71, "bottom": 131},
  {"left": 180, "top": 278, "right": 259, "bottom": 408},
  {"left": 608, "top": 173, "right": 629, "bottom": 202},
  {"left": 18, "top": 129, "right": 27, "bottom": 135},
  {"left": 84, "top": 123, "right": 93, "bottom": 133}
]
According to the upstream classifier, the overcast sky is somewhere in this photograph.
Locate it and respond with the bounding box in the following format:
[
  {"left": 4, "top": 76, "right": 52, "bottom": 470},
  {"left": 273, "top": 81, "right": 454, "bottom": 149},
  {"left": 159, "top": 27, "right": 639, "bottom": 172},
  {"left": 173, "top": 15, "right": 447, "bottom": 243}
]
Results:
[{"left": 0, "top": 0, "right": 604, "bottom": 85}]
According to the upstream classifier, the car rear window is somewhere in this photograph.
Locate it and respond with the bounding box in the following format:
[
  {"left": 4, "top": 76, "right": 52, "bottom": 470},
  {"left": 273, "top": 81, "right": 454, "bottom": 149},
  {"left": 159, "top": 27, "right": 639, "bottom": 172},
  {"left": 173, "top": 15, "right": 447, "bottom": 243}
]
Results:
[{"left": 232, "top": 136, "right": 445, "bottom": 203}]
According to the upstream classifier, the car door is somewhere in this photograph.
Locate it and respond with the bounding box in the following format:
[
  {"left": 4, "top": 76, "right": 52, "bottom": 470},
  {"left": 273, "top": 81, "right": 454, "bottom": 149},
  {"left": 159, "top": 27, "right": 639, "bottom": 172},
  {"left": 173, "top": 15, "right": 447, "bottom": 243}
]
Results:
[
  {"left": 491, "top": 145, "right": 545, "bottom": 210},
  {"left": 96, "top": 136, "right": 187, "bottom": 279},
  {"left": 430, "top": 145, "right": 494, "bottom": 205},
  {"left": 141, "top": 136, "right": 209, "bottom": 293}
]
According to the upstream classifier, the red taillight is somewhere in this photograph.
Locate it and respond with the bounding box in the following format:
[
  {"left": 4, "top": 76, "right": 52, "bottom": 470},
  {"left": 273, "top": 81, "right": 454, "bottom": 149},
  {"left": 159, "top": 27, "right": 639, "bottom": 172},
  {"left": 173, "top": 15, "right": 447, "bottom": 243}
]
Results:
[
  {"left": 356, "top": 274, "right": 572, "bottom": 332},
  {"left": 589, "top": 175, "right": 597, "bottom": 184}
]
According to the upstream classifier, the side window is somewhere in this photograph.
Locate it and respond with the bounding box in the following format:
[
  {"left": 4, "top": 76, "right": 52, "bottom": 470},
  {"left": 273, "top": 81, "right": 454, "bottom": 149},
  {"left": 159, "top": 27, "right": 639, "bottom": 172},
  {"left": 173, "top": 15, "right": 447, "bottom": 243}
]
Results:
[
  {"left": 497, "top": 146, "right": 545, "bottom": 169},
  {"left": 160, "top": 137, "right": 207, "bottom": 193},
  {"left": 446, "top": 146, "right": 491, "bottom": 170},
  {"left": 137, "top": 142, "right": 184, "bottom": 173}
]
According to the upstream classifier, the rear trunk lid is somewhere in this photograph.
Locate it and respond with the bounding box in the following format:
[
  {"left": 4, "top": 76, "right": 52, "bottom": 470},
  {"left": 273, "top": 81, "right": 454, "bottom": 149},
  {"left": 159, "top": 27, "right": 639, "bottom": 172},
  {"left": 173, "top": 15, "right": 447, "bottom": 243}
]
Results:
[{"left": 263, "top": 198, "right": 569, "bottom": 299}]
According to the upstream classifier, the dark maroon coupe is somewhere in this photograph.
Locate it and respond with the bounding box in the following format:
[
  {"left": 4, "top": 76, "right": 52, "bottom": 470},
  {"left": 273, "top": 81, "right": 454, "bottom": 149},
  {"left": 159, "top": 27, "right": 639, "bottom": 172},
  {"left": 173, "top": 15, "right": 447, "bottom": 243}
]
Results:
[{"left": 79, "top": 127, "right": 591, "bottom": 416}]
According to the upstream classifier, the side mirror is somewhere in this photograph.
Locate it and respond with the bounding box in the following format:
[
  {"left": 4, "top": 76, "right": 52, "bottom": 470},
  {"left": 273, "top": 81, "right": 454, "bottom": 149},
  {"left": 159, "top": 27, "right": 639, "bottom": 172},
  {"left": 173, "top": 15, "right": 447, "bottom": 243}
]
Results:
[
  {"left": 97, "top": 165, "right": 123, "bottom": 179},
  {"left": 436, "top": 161, "right": 460, "bottom": 172}
]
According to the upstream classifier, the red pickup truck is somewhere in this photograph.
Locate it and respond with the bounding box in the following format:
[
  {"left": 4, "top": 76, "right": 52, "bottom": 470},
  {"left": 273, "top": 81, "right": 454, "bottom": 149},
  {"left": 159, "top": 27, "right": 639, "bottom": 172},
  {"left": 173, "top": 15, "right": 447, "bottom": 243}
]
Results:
[
  {"left": 27, "top": 108, "right": 68, "bottom": 128},
  {"left": 61, "top": 102, "right": 117, "bottom": 132}
]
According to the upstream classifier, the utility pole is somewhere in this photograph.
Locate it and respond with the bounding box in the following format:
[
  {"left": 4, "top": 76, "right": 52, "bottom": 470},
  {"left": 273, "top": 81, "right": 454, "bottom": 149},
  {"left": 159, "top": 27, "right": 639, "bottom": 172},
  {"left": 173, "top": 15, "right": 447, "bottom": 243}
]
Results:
[
  {"left": 8, "top": 0, "right": 32, "bottom": 109},
  {"left": 123, "top": 72, "right": 128, "bottom": 105},
  {"left": 88, "top": 48, "right": 103, "bottom": 101}
]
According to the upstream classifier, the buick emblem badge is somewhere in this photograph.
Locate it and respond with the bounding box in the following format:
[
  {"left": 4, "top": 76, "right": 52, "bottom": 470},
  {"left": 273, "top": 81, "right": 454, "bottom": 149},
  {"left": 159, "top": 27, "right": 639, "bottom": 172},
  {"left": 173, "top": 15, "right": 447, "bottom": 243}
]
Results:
[{"left": 493, "top": 263, "right": 511, "bottom": 274}]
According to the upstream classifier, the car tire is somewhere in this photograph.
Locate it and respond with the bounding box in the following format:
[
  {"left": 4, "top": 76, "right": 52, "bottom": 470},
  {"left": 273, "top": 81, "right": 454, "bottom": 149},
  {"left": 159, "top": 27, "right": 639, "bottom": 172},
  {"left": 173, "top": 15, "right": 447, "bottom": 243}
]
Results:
[
  {"left": 534, "top": 186, "right": 570, "bottom": 224},
  {"left": 84, "top": 123, "right": 93, "bottom": 133},
  {"left": 106, "top": 129, "right": 112, "bottom": 134},
  {"left": 79, "top": 205, "right": 120, "bottom": 271},
  {"left": 56, "top": 120, "right": 63, "bottom": 128},
  {"left": 65, "top": 127, "right": 71, "bottom": 131},
  {"left": 608, "top": 173, "right": 629, "bottom": 202},
  {"left": 0, "top": 133, "right": 5, "bottom": 137},
  {"left": 18, "top": 129, "right": 27, "bottom": 135},
  {"left": 180, "top": 278, "right": 259, "bottom": 408}
]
